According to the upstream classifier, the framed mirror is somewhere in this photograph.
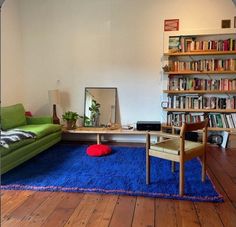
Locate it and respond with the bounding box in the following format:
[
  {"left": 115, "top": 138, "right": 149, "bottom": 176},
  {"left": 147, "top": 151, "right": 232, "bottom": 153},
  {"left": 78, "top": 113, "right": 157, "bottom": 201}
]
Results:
[{"left": 84, "top": 87, "right": 117, "bottom": 127}]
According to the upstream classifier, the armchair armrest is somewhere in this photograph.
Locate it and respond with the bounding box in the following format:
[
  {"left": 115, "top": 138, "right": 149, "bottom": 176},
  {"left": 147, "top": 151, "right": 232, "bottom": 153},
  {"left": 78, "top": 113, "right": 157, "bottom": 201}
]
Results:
[{"left": 26, "top": 116, "right": 53, "bottom": 125}]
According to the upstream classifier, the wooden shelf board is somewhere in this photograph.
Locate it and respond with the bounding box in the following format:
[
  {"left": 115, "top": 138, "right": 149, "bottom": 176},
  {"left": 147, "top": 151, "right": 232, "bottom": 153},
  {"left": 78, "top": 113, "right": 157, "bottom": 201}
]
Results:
[
  {"left": 164, "top": 108, "right": 236, "bottom": 113},
  {"left": 63, "top": 127, "right": 150, "bottom": 135},
  {"left": 163, "top": 90, "right": 236, "bottom": 94},
  {"left": 161, "top": 124, "right": 236, "bottom": 132},
  {"left": 166, "top": 71, "right": 236, "bottom": 75},
  {"left": 164, "top": 50, "right": 236, "bottom": 56}
]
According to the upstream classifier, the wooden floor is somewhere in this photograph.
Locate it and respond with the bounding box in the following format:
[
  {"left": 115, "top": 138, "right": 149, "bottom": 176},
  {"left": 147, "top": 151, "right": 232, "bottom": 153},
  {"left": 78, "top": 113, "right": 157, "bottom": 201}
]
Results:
[{"left": 1, "top": 144, "right": 236, "bottom": 227}]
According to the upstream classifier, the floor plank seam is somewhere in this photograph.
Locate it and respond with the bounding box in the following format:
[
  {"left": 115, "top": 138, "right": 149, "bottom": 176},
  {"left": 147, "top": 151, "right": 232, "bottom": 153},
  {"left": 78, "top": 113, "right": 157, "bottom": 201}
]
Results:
[
  {"left": 209, "top": 150, "right": 236, "bottom": 185},
  {"left": 193, "top": 202, "right": 202, "bottom": 227},
  {"left": 108, "top": 195, "right": 121, "bottom": 227},
  {"left": 1, "top": 191, "right": 37, "bottom": 224},
  {"left": 206, "top": 162, "right": 232, "bottom": 203},
  {"left": 21, "top": 192, "right": 55, "bottom": 224},
  {"left": 130, "top": 196, "right": 137, "bottom": 227}
]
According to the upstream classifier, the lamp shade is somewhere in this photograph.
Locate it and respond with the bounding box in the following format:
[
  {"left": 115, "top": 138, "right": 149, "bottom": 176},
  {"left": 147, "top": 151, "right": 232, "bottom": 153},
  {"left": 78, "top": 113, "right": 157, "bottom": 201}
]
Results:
[{"left": 48, "top": 89, "right": 60, "bottom": 105}]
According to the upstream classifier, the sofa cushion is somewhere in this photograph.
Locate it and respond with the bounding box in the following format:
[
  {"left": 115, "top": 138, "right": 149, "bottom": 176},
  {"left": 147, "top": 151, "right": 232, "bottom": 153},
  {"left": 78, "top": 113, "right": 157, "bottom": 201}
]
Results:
[
  {"left": 1, "top": 104, "right": 27, "bottom": 130},
  {"left": 17, "top": 124, "right": 61, "bottom": 139},
  {"left": 26, "top": 116, "right": 52, "bottom": 124},
  {"left": 0, "top": 138, "right": 35, "bottom": 157}
]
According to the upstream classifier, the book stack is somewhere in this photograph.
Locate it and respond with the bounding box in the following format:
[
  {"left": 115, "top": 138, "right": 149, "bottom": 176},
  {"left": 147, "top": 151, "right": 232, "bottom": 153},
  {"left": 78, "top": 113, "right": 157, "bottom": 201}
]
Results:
[
  {"left": 169, "top": 36, "right": 236, "bottom": 52},
  {"left": 169, "top": 58, "right": 236, "bottom": 72},
  {"left": 168, "top": 95, "right": 236, "bottom": 109},
  {"left": 167, "top": 112, "right": 236, "bottom": 129},
  {"left": 208, "top": 113, "right": 236, "bottom": 128},
  {"left": 168, "top": 77, "right": 236, "bottom": 91},
  {"left": 167, "top": 113, "right": 205, "bottom": 126}
]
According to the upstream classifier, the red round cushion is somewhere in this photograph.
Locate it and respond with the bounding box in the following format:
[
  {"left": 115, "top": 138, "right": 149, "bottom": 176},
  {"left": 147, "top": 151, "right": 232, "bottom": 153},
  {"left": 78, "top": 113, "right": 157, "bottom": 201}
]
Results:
[{"left": 86, "top": 144, "right": 112, "bottom": 157}]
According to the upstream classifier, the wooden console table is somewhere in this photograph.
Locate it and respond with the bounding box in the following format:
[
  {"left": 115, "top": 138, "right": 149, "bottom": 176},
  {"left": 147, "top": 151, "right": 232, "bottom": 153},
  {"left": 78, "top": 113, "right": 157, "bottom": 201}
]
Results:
[{"left": 62, "top": 127, "right": 179, "bottom": 144}]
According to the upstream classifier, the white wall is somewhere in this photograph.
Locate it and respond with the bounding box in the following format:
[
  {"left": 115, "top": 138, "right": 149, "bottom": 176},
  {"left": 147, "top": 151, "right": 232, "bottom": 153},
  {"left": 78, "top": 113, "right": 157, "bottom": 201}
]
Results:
[
  {"left": 1, "top": 0, "right": 236, "bottom": 126},
  {"left": 1, "top": 0, "right": 24, "bottom": 106}
]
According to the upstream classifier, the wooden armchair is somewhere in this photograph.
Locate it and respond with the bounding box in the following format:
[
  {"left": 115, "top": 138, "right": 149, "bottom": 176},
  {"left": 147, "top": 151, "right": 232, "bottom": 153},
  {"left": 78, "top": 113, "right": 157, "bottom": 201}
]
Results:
[{"left": 146, "top": 119, "right": 208, "bottom": 196}]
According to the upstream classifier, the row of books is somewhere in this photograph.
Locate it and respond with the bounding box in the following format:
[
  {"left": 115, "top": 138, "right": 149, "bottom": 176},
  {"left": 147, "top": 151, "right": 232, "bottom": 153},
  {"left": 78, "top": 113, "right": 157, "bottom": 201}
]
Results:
[
  {"left": 168, "top": 77, "right": 236, "bottom": 91},
  {"left": 166, "top": 112, "right": 236, "bottom": 128},
  {"left": 169, "top": 59, "right": 236, "bottom": 72},
  {"left": 167, "top": 95, "right": 236, "bottom": 109},
  {"left": 166, "top": 113, "right": 204, "bottom": 126},
  {"left": 169, "top": 36, "right": 236, "bottom": 53},
  {"left": 208, "top": 113, "right": 236, "bottom": 128}
]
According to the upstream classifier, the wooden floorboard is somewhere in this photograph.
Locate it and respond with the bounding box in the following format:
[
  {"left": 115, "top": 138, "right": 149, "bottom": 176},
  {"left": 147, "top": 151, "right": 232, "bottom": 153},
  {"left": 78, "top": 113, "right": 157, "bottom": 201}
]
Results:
[
  {"left": 132, "top": 197, "right": 155, "bottom": 227},
  {"left": 64, "top": 194, "right": 102, "bottom": 226},
  {"left": 155, "top": 198, "right": 178, "bottom": 226},
  {"left": 207, "top": 149, "right": 236, "bottom": 206},
  {"left": 175, "top": 201, "right": 200, "bottom": 227},
  {"left": 109, "top": 195, "right": 136, "bottom": 227},
  {"left": 86, "top": 194, "right": 118, "bottom": 227},
  {"left": 194, "top": 202, "right": 224, "bottom": 227},
  {"left": 42, "top": 193, "right": 84, "bottom": 227},
  {"left": 1, "top": 144, "right": 236, "bottom": 227}
]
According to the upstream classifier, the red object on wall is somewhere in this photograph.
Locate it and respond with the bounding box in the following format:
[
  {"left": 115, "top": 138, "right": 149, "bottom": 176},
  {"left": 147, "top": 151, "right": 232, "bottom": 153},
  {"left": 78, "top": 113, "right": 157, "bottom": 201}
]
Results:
[
  {"left": 164, "top": 19, "right": 179, "bottom": 31},
  {"left": 86, "top": 144, "right": 112, "bottom": 157},
  {"left": 25, "top": 111, "right": 33, "bottom": 117}
]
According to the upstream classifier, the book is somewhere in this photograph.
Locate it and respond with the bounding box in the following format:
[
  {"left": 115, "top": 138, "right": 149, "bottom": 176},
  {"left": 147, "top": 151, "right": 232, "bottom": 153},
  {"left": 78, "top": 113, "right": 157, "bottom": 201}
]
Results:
[
  {"left": 216, "top": 114, "right": 223, "bottom": 128},
  {"left": 169, "top": 36, "right": 181, "bottom": 53},
  {"left": 221, "top": 131, "right": 229, "bottom": 148}
]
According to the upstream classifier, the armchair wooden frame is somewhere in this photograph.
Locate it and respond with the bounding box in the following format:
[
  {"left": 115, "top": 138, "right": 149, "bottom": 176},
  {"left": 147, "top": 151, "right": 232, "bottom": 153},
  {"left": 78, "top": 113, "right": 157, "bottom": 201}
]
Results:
[{"left": 146, "top": 119, "right": 208, "bottom": 196}]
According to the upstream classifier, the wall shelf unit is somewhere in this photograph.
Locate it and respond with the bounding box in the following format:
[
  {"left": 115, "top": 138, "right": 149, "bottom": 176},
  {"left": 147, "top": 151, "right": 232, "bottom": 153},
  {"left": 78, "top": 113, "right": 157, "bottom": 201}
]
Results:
[{"left": 162, "top": 31, "right": 236, "bottom": 131}]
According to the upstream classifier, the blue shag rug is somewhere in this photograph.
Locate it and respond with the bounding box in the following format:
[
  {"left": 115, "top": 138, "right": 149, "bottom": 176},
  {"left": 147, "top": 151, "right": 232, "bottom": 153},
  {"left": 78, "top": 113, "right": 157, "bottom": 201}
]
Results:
[{"left": 1, "top": 144, "right": 223, "bottom": 202}]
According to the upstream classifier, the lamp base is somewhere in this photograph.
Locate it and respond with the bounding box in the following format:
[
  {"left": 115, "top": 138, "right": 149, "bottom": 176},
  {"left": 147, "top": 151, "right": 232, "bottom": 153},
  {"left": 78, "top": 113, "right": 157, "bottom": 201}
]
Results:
[{"left": 53, "top": 104, "right": 60, "bottom": 124}]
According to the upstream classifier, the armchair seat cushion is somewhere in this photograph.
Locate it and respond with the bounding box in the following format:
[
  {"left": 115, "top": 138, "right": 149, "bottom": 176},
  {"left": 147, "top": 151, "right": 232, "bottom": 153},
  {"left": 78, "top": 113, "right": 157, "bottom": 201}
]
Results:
[
  {"left": 17, "top": 124, "right": 61, "bottom": 139},
  {"left": 150, "top": 139, "right": 203, "bottom": 155}
]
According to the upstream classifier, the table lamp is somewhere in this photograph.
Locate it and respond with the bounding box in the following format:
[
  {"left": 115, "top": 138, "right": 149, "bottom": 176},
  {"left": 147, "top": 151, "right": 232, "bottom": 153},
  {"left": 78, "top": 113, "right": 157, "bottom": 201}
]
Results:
[{"left": 48, "top": 89, "right": 60, "bottom": 124}]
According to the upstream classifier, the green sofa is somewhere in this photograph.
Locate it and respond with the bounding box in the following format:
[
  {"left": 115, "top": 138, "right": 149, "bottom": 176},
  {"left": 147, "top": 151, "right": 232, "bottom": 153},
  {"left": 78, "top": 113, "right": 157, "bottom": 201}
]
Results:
[{"left": 1, "top": 103, "right": 62, "bottom": 174}]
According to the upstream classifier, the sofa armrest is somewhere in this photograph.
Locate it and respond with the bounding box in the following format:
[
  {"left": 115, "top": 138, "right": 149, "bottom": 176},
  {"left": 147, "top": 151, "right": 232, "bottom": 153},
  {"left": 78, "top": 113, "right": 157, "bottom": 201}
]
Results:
[{"left": 26, "top": 116, "right": 53, "bottom": 124}]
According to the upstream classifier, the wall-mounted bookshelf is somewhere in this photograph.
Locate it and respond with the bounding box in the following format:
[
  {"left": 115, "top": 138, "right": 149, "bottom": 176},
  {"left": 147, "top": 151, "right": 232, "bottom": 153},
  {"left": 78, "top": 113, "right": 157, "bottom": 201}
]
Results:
[
  {"left": 164, "top": 50, "right": 236, "bottom": 56},
  {"left": 162, "top": 31, "right": 236, "bottom": 131}
]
